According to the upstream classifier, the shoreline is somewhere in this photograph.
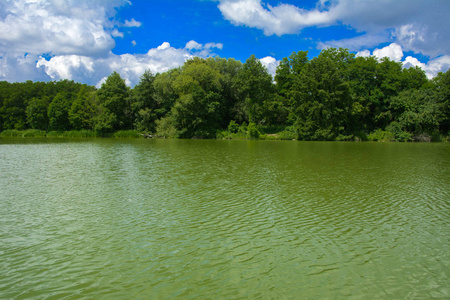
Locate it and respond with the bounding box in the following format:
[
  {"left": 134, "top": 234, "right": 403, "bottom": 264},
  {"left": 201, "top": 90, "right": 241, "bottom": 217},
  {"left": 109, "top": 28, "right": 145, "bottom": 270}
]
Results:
[{"left": 1, "top": 129, "right": 447, "bottom": 142}]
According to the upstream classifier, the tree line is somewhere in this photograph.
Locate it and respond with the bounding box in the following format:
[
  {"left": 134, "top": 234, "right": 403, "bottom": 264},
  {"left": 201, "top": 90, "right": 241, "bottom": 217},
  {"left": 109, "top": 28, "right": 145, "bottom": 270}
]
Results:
[{"left": 0, "top": 48, "right": 449, "bottom": 141}]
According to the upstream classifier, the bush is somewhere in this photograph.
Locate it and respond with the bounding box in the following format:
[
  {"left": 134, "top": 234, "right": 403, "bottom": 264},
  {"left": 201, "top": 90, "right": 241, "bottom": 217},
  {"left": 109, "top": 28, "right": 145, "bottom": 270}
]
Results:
[
  {"left": 228, "top": 120, "right": 239, "bottom": 133},
  {"left": 0, "top": 130, "right": 22, "bottom": 138},
  {"left": 239, "top": 122, "right": 248, "bottom": 134},
  {"left": 155, "top": 115, "right": 178, "bottom": 138},
  {"left": 278, "top": 127, "right": 297, "bottom": 140},
  {"left": 336, "top": 134, "right": 355, "bottom": 141},
  {"left": 386, "top": 122, "right": 412, "bottom": 142},
  {"left": 114, "top": 130, "right": 141, "bottom": 138},
  {"left": 22, "top": 129, "right": 46, "bottom": 137},
  {"left": 247, "top": 122, "right": 260, "bottom": 139},
  {"left": 367, "top": 129, "right": 396, "bottom": 142},
  {"left": 63, "top": 130, "right": 98, "bottom": 138}
]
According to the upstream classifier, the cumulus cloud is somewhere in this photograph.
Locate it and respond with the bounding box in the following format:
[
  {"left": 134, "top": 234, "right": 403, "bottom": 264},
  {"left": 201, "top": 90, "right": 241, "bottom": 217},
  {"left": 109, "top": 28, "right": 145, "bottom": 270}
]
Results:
[
  {"left": 355, "top": 50, "right": 371, "bottom": 58},
  {"left": 0, "top": 0, "right": 128, "bottom": 58},
  {"left": 373, "top": 43, "right": 404, "bottom": 62},
  {"left": 0, "top": 1, "right": 227, "bottom": 86},
  {"left": 317, "top": 32, "right": 391, "bottom": 52},
  {"left": 36, "top": 55, "right": 95, "bottom": 82},
  {"left": 218, "top": 0, "right": 450, "bottom": 58},
  {"left": 218, "top": 0, "right": 332, "bottom": 36},
  {"left": 185, "top": 40, "right": 203, "bottom": 50},
  {"left": 407, "top": 55, "right": 450, "bottom": 79},
  {"left": 111, "top": 29, "right": 124, "bottom": 38},
  {"left": 357, "top": 43, "right": 450, "bottom": 79},
  {"left": 259, "top": 56, "right": 279, "bottom": 78},
  {"left": 0, "top": 54, "right": 51, "bottom": 82},
  {"left": 35, "top": 41, "right": 225, "bottom": 87},
  {"left": 123, "top": 18, "right": 142, "bottom": 27}
]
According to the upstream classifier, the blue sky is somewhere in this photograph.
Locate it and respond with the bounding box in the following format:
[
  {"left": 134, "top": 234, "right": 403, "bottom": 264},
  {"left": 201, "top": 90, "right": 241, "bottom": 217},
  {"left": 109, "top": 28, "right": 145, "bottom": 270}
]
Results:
[{"left": 0, "top": 0, "right": 449, "bottom": 87}]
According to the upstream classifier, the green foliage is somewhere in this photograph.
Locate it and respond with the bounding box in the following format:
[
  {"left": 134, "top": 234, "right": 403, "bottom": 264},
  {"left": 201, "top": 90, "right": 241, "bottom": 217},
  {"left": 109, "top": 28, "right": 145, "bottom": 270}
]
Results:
[
  {"left": 1, "top": 130, "right": 22, "bottom": 137},
  {"left": 367, "top": 129, "right": 396, "bottom": 142},
  {"left": 113, "top": 130, "right": 142, "bottom": 138},
  {"left": 96, "top": 72, "right": 130, "bottom": 132},
  {"left": 238, "top": 55, "right": 275, "bottom": 124},
  {"left": 1, "top": 51, "right": 448, "bottom": 142},
  {"left": 290, "top": 48, "right": 354, "bottom": 140},
  {"left": 385, "top": 122, "right": 412, "bottom": 142},
  {"left": 390, "top": 89, "right": 442, "bottom": 136},
  {"left": 62, "top": 130, "right": 98, "bottom": 138},
  {"left": 26, "top": 97, "right": 50, "bottom": 130},
  {"left": 48, "top": 93, "right": 72, "bottom": 131},
  {"left": 170, "top": 58, "right": 226, "bottom": 138},
  {"left": 69, "top": 87, "right": 97, "bottom": 130},
  {"left": 132, "top": 70, "right": 158, "bottom": 132},
  {"left": 247, "top": 122, "right": 260, "bottom": 139},
  {"left": 22, "top": 129, "right": 47, "bottom": 137},
  {"left": 155, "top": 115, "right": 178, "bottom": 138},
  {"left": 228, "top": 120, "right": 239, "bottom": 133}
]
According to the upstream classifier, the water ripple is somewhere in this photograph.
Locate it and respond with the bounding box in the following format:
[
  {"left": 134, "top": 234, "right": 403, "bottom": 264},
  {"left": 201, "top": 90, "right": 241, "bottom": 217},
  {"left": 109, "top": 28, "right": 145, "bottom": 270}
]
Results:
[{"left": 0, "top": 139, "right": 449, "bottom": 299}]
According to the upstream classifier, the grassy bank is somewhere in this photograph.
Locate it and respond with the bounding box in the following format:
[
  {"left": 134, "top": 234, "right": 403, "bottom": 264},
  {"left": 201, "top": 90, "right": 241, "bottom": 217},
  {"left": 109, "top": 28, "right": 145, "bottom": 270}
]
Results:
[
  {"left": 0, "top": 130, "right": 143, "bottom": 139},
  {"left": 1, "top": 128, "right": 447, "bottom": 142}
]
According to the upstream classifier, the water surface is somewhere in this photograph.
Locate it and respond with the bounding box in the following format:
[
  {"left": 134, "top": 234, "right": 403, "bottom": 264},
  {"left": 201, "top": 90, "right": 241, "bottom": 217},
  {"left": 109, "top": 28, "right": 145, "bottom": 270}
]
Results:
[{"left": 0, "top": 139, "right": 449, "bottom": 299}]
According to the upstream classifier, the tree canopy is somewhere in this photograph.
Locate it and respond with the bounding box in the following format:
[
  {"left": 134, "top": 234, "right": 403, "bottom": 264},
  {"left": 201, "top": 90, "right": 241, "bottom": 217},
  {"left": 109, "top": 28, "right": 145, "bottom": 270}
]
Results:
[{"left": 1, "top": 48, "right": 449, "bottom": 141}]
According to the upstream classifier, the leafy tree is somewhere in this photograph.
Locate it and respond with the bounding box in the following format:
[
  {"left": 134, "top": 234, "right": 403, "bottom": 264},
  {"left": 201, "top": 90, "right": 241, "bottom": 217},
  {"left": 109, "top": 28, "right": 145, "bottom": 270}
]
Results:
[
  {"left": 69, "top": 86, "right": 97, "bottom": 130},
  {"left": 170, "top": 58, "right": 225, "bottom": 138},
  {"left": 237, "top": 54, "right": 275, "bottom": 124},
  {"left": 290, "top": 48, "right": 354, "bottom": 140},
  {"left": 48, "top": 92, "right": 72, "bottom": 131},
  {"left": 401, "top": 66, "right": 428, "bottom": 90},
  {"left": 348, "top": 56, "right": 379, "bottom": 133},
  {"left": 431, "top": 69, "right": 450, "bottom": 135},
  {"left": 275, "top": 51, "right": 308, "bottom": 98},
  {"left": 206, "top": 57, "right": 243, "bottom": 126},
  {"left": 96, "top": 72, "right": 130, "bottom": 132},
  {"left": 155, "top": 115, "right": 178, "bottom": 138},
  {"left": 153, "top": 68, "right": 180, "bottom": 119},
  {"left": 26, "top": 96, "right": 50, "bottom": 130},
  {"left": 0, "top": 81, "right": 36, "bottom": 130},
  {"left": 390, "top": 89, "right": 442, "bottom": 136},
  {"left": 131, "top": 70, "right": 158, "bottom": 132}
]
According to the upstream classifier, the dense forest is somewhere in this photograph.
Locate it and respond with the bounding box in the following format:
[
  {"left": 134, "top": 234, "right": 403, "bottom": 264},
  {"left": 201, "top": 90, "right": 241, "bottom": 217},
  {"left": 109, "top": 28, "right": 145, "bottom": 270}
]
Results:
[{"left": 1, "top": 48, "right": 449, "bottom": 141}]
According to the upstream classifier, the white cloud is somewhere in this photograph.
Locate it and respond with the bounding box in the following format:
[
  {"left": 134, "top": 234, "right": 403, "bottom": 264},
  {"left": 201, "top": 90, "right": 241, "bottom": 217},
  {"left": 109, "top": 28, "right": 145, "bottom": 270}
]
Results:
[
  {"left": 0, "top": 53, "right": 51, "bottom": 82},
  {"left": 111, "top": 29, "right": 124, "bottom": 38},
  {"left": 318, "top": 32, "right": 390, "bottom": 52},
  {"left": 218, "top": 0, "right": 333, "bottom": 36},
  {"left": 0, "top": 1, "right": 226, "bottom": 86},
  {"left": 185, "top": 40, "right": 203, "bottom": 50},
  {"left": 218, "top": 0, "right": 450, "bottom": 58},
  {"left": 37, "top": 55, "right": 95, "bottom": 81},
  {"left": 356, "top": 50, "right": 371, "bottom": 58},
  {"left": 402, "top": 55, "right": 450, "bottom": 79},
  {"left": 123, "top": 18, "right": 142, "bottom": 27},
  {"left": 259, "top": 56, "right": 279, "bottom": 78},
  {"left": 421, "top": 55, "right": 450, "bottom": 79},
  {"left": 205, "top": 43, "right": 224, "bottom": 50},
  {"left": 373, "top": 43, "right": 404, "bottom": 62},
  {"left": 0, "top": 0, "right": 128, "bottom": 58},
  {"left": 131, "top": 40, "right": 137, "bottom": 46},
  {"left": 157, "top": 42, "right": 171, "bottom": 50},
  {"left": 357, "top": 43, "right": 450, "bottom": 79},
  {"left": 403, "top": 56, "right": 426, "bottom": 70},
  {"left": 34, "top": 41, "right": 224, "bottom": 87}
]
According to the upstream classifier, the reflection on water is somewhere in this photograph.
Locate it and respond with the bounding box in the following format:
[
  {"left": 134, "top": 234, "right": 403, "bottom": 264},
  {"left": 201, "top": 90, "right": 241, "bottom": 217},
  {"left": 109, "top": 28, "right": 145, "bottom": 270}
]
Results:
[{"left": 0, "top": 139, "right": 449, "bottom": 298}]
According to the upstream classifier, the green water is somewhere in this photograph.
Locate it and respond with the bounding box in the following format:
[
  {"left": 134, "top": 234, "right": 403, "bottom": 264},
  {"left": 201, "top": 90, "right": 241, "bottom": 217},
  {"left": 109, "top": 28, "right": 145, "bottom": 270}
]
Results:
[{"left": 0, "top": 139, "right": 449, "bottom": 299}]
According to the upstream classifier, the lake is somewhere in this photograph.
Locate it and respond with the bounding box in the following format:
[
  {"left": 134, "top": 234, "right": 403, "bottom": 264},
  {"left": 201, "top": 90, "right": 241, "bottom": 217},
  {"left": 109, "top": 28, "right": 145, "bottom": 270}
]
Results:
[{"left": 0, "top": 138, "right": 449, "bottom": 299}]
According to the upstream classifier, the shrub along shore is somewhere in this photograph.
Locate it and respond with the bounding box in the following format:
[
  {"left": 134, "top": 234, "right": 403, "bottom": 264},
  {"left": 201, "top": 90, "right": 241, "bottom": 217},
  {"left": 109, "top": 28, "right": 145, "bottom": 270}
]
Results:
[
  {"left": 1, "top": 128, "right": 447, "bottom": 142},
  {"left": 1, "top": 48, "right": 449, "bottom": 142}
]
